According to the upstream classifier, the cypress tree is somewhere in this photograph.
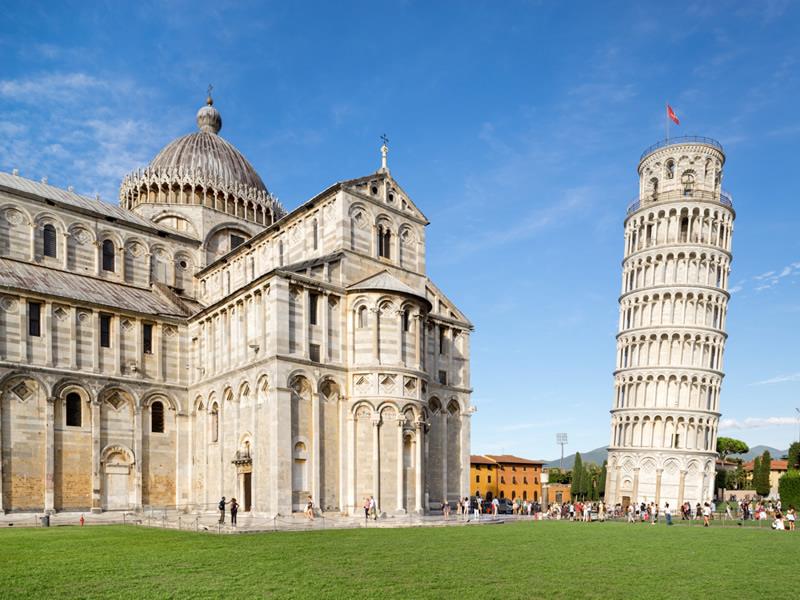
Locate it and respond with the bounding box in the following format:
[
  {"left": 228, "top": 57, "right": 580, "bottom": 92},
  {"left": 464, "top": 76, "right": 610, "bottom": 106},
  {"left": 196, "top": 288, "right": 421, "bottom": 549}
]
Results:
[
  {"left": 571, "top": 453, "right": 584, "bottom": 500},
  {"left": 598, "top": 460, "right": 607, "bottom": 499},
  {"left": 756, "top": 450, "right": 772, "bottom": 497}
]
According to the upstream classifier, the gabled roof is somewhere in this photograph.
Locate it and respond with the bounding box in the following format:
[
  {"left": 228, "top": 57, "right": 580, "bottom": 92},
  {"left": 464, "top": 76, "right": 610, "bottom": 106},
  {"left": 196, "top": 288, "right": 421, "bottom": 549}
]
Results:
[
  {"left": 0, "top": 172, "right": 197, "bottom": 242},
  {"left": 342, "top": 171, "right": 429, "bottom": 225},
  {"left": 0, "top": 257, "right": 191, "bottom": 317},
  {"left": 471, "top": 455, "right": 497, "bottom": 465}
]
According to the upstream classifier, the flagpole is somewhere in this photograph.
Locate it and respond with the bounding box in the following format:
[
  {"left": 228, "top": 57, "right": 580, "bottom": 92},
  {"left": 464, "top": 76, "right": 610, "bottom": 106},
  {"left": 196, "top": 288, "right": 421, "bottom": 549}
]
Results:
[{"left": 665, "top": 103, "right": 669, "bottom": 142}]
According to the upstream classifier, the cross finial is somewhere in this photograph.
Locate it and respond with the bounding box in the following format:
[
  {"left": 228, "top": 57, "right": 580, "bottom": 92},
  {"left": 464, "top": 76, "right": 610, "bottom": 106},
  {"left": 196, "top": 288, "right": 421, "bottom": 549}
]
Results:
[
  {"left": 379, "top": 134, "right": 389, "bottom": 173},
  {"left": 206, "top": 83, "right": 214, "bottom": 106}
]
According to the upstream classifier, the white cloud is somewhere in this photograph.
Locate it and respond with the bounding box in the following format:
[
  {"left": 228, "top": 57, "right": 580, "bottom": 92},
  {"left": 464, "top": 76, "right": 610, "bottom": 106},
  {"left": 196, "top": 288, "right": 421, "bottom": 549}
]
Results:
[
  {"left": 0, "top": 71, "right": 174, "bottom": 201},
  {"left": 753, "top": 372, "right": 800, "bottom": 385},
  {"left": 720, "top": 416, "right": 799, "bottom": 430}
]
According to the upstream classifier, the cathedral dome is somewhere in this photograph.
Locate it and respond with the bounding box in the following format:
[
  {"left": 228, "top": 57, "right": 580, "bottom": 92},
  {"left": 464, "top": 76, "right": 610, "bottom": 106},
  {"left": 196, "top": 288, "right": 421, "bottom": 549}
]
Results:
[
  {"left": 147, "top": 97, "right": 267, "bottom": 193},
  {"left": 120, "top": 95, "right": 285, "bottom": 226}
]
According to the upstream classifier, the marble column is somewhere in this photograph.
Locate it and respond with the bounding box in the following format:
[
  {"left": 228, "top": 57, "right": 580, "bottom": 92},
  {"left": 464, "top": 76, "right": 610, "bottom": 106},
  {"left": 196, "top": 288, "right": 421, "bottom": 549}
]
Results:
[
  {"left": 441, "top": 413, "right": 448, "bottom": 502},
  {"left": 0, "top": 393, "right": 4, "bottom": 513},
  {"left": 655, "top": 468, "right": 663, "bottom": 506},
  {"left": 414, "top": 421, "right": 424, "bottom": 513},
  {"left": 632, "top": 467, "right": 640, "bottom": 504},
  {"left": 91, "top": 401, "right": 101, "bottom": 512},
  {"left": 678, "top": 469, "right": 687, "bottom": 507},
  {"left": 396, "top": 419, "right": 405, "bottom": 512},
  {"left": 133, "top": 405, "right": 143, "bottom": 511},
  {"left": 613, "top": 466, "right": 621, "bottom": 504},
  {"left": 347, "top": 415, "right": 356, "bottom": 514},
  {"left": 372, "top": 417, "right": 380, "bottom": 513},
  {"left": 322, "top": 292, "right": 330, "bottom": 362},
  {"left": 311, "top": 392, "right": 321, "bottom": 508},
  {"left": 45, "top": 396, "right": 56, "bottom": 513}
]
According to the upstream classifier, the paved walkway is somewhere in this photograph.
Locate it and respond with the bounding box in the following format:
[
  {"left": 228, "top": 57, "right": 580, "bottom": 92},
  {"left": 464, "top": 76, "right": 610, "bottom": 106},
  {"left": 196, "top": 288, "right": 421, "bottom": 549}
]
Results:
[{"left": 0, "top": 509, "right": 533, "bottom": 534}]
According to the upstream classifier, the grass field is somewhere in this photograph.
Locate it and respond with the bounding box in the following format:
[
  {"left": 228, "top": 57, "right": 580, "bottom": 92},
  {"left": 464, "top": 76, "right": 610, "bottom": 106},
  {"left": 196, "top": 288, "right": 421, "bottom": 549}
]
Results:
[{"left": 1, "top": 521, "right": 798, "bottom": 599}]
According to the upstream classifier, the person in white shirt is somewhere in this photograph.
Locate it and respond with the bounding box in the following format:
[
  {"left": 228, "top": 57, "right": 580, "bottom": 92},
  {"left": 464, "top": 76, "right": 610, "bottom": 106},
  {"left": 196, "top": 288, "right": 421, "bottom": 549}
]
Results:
[{"left": 703, "top": 502, "right": 711, "bottom": 527}]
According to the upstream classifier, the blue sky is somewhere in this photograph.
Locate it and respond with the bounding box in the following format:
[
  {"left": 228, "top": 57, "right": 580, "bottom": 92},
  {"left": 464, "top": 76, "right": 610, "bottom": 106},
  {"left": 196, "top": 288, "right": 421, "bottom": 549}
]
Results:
[{"left": 2, "top": 1, "right": 800, "bottom": 460}]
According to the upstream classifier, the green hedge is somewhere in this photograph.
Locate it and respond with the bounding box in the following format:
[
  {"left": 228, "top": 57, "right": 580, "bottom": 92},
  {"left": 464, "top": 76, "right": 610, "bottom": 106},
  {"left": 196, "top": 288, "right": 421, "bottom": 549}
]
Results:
[{"left": 778, "top": 469, "right": 800, "bottom": 509}]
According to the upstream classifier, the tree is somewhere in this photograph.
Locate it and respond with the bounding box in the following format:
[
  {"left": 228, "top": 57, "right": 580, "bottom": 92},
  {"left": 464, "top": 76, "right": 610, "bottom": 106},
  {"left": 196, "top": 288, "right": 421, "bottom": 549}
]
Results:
[
  {"left": 787, "top": 442, "right": 800, "bottom": 471},
  {"left": 598, "top": 460, "right": 608, "bottom": 499},
  {"left": 754, "top": 450, "right": 772, "bottom": 497},
  {"left": 571, "top": 453, "right": 584, "bottom": 500},
  {"left": 547, "top": 468, "right": 571, "bottom": 484},
  {"left": 779, "top": 470, "right": 800, "bottom": 509},
  {"left": 716, "top": 437, "right": 749, "bottom": 461}
]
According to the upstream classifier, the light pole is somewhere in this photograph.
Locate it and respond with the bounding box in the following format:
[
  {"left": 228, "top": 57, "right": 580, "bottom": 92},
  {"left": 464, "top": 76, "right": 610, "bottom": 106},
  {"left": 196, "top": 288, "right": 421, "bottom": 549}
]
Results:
[
  {"left": 795, "top": 407, "right": 799, "bottom": 444},
  {"left": 556, "top": 433, "right": 568, "bottom": 471}
]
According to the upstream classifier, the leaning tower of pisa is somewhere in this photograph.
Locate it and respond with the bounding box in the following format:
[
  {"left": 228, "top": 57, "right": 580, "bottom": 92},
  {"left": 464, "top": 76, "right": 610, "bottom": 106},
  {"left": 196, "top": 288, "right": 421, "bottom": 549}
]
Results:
[{"left": 605, "top": 136, "right": 735, "bottom": 510}]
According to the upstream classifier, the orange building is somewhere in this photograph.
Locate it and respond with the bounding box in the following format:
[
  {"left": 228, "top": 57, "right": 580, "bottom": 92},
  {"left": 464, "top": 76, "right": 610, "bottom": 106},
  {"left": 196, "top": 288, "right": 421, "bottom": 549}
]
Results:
[{"left": 470, "top": 455, "right": 544, "bottom": 502}]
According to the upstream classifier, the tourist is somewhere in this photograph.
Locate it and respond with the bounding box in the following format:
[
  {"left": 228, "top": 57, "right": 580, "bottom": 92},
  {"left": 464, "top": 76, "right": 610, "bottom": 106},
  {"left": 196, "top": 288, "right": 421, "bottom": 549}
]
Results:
[
  {"left": 304, "top": 495, "right": 315, "bottom": 521},
  {"left": 463, "top": 497, "right": 470, "bottom": 522},
  {"left": 695, "top": 503, "right": 702, "bottom": 521},
  {"left": 492, "top": 497, "right": 499, "bottom": 519},
  {"left": 218, "top": 496, "right": 227, "bottom": 524},
  {"left": 230, "top": 498, "right": 239, "bottom": 526},
  {"left": 627, "top": 504, "right": 635, "bottom": 524},
  {"left": 665, "top": 503, "right": 672, "bottom": 526},
  {"left": 651, "top": 503, "right": 658, "bottom": 525},
  {"left": 474, "top": 496, "right": 482, "bottom": 520},
  {"left": 369, "top": 495, "right": 377, "bottom": 520},
  {"left": 787, "top": 505, "right": 796, "bottom": 531},
  {"left": 442, "top": 499, "right": 450, "bottom": 520},
  {"left": 363, "top": 497, "right": 370, "bottom": 519},
  {"left": 703, "top": 502, "right": 711, "bottom": 527},
  {"left": 773, "top": 511, "right": 785, "bottom": 531}
]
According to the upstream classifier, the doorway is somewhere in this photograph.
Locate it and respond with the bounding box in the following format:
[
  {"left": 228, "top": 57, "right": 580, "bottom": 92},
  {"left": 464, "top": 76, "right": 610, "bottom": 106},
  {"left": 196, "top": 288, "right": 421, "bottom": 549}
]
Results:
[{"left": 244, "top": 472, "right": 252, "bottom": 512}]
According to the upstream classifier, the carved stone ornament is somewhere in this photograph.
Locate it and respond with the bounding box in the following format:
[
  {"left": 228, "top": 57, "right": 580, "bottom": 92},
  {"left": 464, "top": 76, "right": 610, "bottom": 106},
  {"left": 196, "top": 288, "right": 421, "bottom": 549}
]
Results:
[
  {"left": 53, "top": 306, "right": 68, "bottom": 321},
  {"left": 73, "top": 228, "right": 91, "bottom": 245},
  {"left": 11, "top": 381, "right": 33, "bottom": 400},
  {"left": 0, "top": 296, "right": 18, "bottom": 312},
  {"left": 128, "top": 242, "right": 144, "bottom": 258},
  {"left": 5, "top": 209, "right": 23, "bottom": 225}
]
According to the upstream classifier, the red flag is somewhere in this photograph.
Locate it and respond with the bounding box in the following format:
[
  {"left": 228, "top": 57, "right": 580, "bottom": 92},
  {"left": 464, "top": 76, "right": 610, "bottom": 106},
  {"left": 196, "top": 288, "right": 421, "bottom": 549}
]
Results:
[{"left": 667, "top": 104, "right": 680, "bottom": 125}]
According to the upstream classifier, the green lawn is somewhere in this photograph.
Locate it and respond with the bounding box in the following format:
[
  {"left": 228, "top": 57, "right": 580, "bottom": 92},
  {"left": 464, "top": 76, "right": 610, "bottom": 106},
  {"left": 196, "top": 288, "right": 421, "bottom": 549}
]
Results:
[{"left": 0, "top": 521, "right": 798, "bottom": 599}]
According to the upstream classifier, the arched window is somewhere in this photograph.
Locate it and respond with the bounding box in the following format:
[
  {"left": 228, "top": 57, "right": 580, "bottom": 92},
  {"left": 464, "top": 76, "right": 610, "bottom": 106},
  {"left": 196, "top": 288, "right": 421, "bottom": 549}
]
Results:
[
  {"left": 279, "top": 240, "right": 284, "bottom": 266},
  {"left": 377, "top": 225, "right": 391, "bottom": 259},
  {"left": 665, "top": 160, "right": 675, "bottom": 179},
  {"left": 102, "top": 239, "right": 115, "bottom": 272},
  {"left": 151, "top": 401, "right": 164, "bottom": 433},
  {"left": 680, "top": 218, "right": 689, "bottom": 243},
  {"left": 312, "top": 219, "right": 319, "bottom": 250},
  {"left": 357, "top": 306, "right": 367, "bottom": 328},
  {"left": 402, "top": 309, "right": 410, "bottom": 332},
  {"left": 211, "top": 403, "right": 219, "bottom": 442},
  {"left": 43, "top": 224, "right": 57, "bottom": 258},
  {"left": 66, "top": 392, "right": 81, "bottom": 427}
]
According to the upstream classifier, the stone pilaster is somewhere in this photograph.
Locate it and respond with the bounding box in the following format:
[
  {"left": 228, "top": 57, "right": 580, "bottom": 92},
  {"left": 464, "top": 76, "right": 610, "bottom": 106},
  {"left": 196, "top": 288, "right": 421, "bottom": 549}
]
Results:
[{"left": 45, "top": 396, "right": 56, "bottom": 513}]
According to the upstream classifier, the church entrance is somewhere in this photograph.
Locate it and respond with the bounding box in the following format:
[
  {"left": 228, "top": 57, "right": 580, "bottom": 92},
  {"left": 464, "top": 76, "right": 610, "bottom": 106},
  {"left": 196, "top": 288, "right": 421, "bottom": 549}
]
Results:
[{"left": 243, "top": 472, "right": 252, "bottom": 512}]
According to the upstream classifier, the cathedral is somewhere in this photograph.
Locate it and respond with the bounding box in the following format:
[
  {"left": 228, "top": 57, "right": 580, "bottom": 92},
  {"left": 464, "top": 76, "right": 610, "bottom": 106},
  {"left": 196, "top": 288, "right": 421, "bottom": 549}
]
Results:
[{"left": 0, "top": 95, "right": 474, "bottom": 516}]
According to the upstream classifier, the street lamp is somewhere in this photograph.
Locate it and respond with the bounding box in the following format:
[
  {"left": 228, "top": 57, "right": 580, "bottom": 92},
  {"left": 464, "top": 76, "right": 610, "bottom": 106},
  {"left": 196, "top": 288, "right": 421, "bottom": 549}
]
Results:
[
  {"left": 556, "top": 433, "right": 568, "bottom": 471},
  {"left": 795, "top": 407, "right": 799, "bottom": 444}
]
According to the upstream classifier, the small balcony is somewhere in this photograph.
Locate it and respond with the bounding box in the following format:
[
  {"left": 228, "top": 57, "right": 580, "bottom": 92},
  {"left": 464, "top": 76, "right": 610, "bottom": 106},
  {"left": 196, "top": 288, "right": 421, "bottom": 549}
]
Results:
[
  {"left": 627, "top": 188, "right": 733, "bottom": 215},
  {"left": 639, "top": 136, "right": 723, "bottom": 162}
]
